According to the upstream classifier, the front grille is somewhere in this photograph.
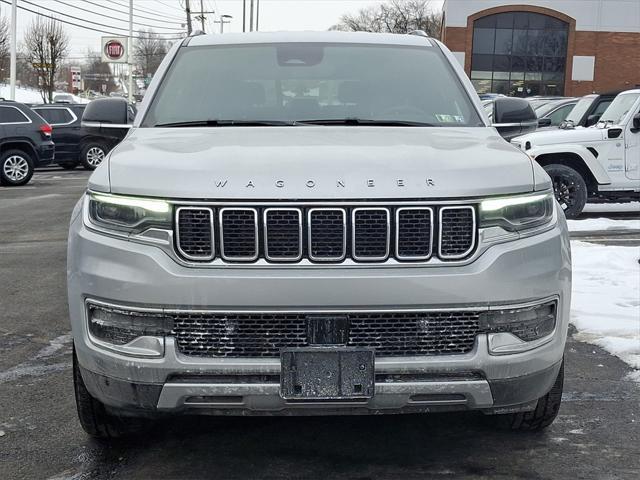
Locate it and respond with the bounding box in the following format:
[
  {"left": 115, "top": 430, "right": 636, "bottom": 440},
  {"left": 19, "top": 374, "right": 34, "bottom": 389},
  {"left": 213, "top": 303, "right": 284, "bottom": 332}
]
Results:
[
  {"left": 174, "top": 203, "right": 477, "bottom": 264},
  {"left": 176, "top": 208, "right": 214, "bottom": 260},
  {"left": 171, "top": 310, "right": 481, "bottom": 358},
  {"left": 439, "top": 207, "right": 476, "bottom": 259},
  {"left": 308, "top": 209, "right": 346, "bottom": 261},
  {"left": 220, "top": 208, "right": 258, "bottom": 260},
  {"left": 352, "top": 208, "right": 389, "bottom": 260}
]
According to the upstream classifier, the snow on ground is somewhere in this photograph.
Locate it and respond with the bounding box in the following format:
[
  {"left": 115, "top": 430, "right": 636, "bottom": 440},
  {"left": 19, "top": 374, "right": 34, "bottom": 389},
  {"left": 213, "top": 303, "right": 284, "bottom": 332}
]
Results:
[
  {"left": 0, "top": 84, "right": 89, "bottom": 104},
  {"left": 583, "top": 202, "right": 640, "bottom": 214},
  {"left": 571, "top": 241, "right": 640, "bottom": 378},
  {"left": 568, "top": 217, "right": 640, "bottom": 232}
]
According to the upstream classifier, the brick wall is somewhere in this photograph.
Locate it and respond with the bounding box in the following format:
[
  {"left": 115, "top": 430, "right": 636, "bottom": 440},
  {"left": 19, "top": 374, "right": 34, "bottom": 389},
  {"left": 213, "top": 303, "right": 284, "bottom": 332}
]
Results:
[{"left": 442, "top": 5, "right": 640, "bottom": 96}]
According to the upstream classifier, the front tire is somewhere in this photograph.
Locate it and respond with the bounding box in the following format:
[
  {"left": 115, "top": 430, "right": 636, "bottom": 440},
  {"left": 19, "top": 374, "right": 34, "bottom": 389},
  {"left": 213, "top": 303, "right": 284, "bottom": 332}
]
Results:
[
  {"left": 0, "top": 149, "right": 35, "bottom": 186},
  {"left": 80, "top": 142, "right": 107, "bottom": 170},
  {"left": 499, "top": 361, "right": 564, "bottom": 432},
  {"left": 73, "top": 349, "right": 144, "bottom": 439},
  {"left": 543, "top": 164, "right": 587, "bottom": 219}
]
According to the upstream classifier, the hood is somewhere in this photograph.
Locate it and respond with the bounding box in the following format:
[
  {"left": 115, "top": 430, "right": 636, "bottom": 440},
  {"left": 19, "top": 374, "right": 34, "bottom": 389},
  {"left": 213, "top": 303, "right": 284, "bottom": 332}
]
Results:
[
  {"left": 92, "top": 126, "right": 536, "bottom": 200},
  {"left": 513, "top": 127, "right": 606, "bottom": 149}
]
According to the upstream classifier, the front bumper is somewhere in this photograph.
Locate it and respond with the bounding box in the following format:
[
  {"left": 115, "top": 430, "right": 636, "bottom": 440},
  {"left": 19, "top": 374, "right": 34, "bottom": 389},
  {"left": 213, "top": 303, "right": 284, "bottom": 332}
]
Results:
[{"left": 68, "top": 207, "right": 571, "bottom": 415}]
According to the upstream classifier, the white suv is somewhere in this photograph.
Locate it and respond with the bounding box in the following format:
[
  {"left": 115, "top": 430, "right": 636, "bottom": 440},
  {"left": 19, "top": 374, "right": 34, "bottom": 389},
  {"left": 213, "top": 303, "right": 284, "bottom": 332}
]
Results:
[{"left": 513, "top": 89, "right": 640, "bottom": 218}]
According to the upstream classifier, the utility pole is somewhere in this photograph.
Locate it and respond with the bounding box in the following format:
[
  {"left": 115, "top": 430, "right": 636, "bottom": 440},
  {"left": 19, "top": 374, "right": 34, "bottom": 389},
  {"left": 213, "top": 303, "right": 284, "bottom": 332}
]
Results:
[
  {"left": 242, "top": 0, "right": 246, "bottom": 32},
  {"left": 128, "top": 0, "right": 134, "bottom": 104},
  {"left": 185, "top": 0, "right": 193, "bottom": 35},
  {"left": 192, "top": 1, "right": 215, "bottom": 33},
  {"left": 9, "top": 0, "right": 17, "bottom": 100},
  {"left": 199, "top": 0, "right": 205, "bottom": 31},
  {"left": 256, "top": 0, "right": 260, "bottom": 31},
  {"left": 249, "top": 0, "right": 254, "bottom": 31}
]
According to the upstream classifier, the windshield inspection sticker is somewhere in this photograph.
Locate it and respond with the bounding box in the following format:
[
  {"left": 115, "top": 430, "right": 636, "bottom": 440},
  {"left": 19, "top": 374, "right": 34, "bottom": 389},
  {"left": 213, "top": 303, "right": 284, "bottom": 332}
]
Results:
[{"left": 435, "top": 114, "right": 465, "bottom": 123}]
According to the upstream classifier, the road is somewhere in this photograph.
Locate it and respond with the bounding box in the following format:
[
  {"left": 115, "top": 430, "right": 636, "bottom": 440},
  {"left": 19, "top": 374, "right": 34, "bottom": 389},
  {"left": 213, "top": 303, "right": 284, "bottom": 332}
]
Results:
[{"left": 1, "top": 170, "right": 638, "bottom": 480}]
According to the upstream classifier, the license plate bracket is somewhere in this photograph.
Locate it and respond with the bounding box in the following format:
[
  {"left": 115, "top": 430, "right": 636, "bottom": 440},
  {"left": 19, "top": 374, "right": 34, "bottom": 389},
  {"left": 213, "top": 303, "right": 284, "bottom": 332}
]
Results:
[{"left": 280, "top": 348, "right": 374, "bottom": 400}]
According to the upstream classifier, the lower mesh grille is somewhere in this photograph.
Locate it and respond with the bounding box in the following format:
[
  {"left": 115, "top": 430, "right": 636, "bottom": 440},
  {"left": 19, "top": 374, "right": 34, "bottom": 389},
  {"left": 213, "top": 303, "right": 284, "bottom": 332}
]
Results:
[{"left": 171, "top": 310, "right": 481, "bottom": 358}]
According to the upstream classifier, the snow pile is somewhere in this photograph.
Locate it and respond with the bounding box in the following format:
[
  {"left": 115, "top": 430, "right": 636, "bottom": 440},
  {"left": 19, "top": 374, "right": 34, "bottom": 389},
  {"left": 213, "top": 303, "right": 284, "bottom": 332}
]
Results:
[
  {"left": 583, "top": 202, "right": 639, "bottom": 214},
  {"left": 568, "top": 217, "right": 640, "bottom": 232},
  {"left": 571, "top": 241, "right": 640, "bottom": 377},
  {"left": 0, "top": 84, "right": 89, "bottom": 104}
]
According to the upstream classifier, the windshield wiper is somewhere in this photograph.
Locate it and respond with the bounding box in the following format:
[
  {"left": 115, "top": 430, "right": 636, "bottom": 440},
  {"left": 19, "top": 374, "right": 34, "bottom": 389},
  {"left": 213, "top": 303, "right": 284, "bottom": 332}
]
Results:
[
  {"left": 294, "top": 118, "right": 437, "bottom": 127},
  {"left": 154, "top": 119, "right": 296, "bottom": 127}
]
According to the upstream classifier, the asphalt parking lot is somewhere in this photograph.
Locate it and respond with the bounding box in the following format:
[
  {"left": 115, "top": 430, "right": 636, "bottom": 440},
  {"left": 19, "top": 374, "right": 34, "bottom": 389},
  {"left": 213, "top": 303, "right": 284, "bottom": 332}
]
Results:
[{"left": 1, "top": 169, "right": 639, "bottom": 480}]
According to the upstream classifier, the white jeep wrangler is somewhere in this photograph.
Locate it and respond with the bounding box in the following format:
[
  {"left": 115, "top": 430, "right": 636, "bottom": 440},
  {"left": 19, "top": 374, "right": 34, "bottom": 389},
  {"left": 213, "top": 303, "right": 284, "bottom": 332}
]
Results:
[{"left": 513, "top": 89, "right": 640, "bottom": 218}]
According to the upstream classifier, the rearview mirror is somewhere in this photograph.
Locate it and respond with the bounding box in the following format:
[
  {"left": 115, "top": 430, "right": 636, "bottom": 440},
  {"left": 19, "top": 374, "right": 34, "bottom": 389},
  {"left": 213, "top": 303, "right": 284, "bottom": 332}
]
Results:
[
  {"left": 537, "top": 118, "right": 552, "bottom": 127},
  {"left": 82, "top": 98, "right": 133, "bottom": 129},
  {"left": 492, "top": 97, "right": 538, "bottom": 140},
  {"left": 586, "top": 114, "right": 600, "bottom": 127}
]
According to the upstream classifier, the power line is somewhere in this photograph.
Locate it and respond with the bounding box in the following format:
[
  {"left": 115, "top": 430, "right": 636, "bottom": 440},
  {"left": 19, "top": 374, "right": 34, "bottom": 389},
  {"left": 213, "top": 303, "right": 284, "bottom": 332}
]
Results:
[
  {"left": 79, "top": 0, "right": 186, "bottom": 26},
  {"left": 111, "top": 0, "right": 184, "bottom": 19},
  {"left": 155, "top": 0, "right": 186, "bottom": 13},
  {"left": 49, "top": 0, "right": 185, "bottom": 32},
  {"left": 0, "top": 0, "right": 184, "bottom": 40},
  {"left": 18, "top": 0, "right": 184, "bottom": 38}
]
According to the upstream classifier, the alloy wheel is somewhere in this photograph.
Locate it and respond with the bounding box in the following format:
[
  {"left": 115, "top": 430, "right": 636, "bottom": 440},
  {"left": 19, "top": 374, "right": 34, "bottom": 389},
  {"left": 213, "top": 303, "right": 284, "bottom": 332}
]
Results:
[
  {"left": 86, "top": 147, "right": 105, "bottom": 167},
  {"left": 552, "top": 174, "right": 577, "bottom": 211},
  {"left": 3, "top": 155, "right": 30, "bottom": 182}
]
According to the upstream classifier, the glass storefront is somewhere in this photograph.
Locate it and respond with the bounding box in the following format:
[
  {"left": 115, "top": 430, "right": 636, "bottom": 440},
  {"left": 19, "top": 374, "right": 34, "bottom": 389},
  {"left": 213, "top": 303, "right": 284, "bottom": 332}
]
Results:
[{"left": 470, "top": 12, "right": 568, "bottom": 96}]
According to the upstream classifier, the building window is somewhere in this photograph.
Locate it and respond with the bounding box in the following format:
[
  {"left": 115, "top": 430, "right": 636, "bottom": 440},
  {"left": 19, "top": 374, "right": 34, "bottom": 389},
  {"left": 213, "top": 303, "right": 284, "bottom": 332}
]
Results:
[{"left": 470, "top": 12, "right": 568, "bottom": 96}]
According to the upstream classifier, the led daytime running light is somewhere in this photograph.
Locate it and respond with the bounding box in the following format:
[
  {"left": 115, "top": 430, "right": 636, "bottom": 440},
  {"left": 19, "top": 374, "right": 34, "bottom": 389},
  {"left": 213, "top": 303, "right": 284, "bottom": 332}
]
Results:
[
  {"left": 480, "top": 193, "right": 551, "bottom": 212},
  {"left": 90, "top": 193, "right": 170, "bottom": 213}
]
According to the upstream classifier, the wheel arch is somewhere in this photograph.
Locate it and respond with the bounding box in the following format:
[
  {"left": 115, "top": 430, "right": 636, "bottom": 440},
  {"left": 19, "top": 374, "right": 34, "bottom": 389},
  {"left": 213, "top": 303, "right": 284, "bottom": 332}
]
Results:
[
  {"left": 0, "top": 140, "right": 37, "bottom": 160},
  {"left": 532, "top": 150, "right": 606, "bottom": 195}
]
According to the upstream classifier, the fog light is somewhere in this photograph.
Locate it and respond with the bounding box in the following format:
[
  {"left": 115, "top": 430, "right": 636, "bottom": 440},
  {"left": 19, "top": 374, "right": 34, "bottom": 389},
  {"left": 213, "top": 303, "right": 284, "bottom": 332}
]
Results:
[
  {"left": 481, "top": 301, "right": 556, "bottom": 342},
  {"left": 87, "top": 303, "right": 173, "bottom": 357}
]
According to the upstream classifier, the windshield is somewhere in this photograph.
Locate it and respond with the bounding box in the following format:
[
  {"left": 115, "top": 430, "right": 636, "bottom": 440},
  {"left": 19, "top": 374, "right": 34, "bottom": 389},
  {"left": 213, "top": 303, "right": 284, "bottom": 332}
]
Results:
[
  {"left": 142, "top": 43, "right": 482, "bottom": 127},
  {"left": 564, "top": 95, "right": 596, "bottom": 124},
  {"left": 599, "top": 93, "right": 640, "bottom": 125}
]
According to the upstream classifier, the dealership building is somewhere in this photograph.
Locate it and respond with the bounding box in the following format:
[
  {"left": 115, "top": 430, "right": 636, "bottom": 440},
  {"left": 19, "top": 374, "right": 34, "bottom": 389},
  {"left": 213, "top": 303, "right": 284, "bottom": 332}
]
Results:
[{"left": 441, "top": 0, "right": 640, "bottom": 96}]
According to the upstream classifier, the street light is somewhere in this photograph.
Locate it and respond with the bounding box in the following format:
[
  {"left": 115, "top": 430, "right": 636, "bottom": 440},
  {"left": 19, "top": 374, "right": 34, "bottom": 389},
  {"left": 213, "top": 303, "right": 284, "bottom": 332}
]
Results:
[{"left": 216, "top": 14, "right": 233, "bottom": 34}]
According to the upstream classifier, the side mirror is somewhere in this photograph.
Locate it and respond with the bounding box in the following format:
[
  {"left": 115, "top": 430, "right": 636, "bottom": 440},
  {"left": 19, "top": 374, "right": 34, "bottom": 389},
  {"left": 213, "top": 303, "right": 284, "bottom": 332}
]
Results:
[
  {"left": 632, "top": 112, "right": 640, "bottom": 133},
  {"left": 585, "top": 114, "right": 600, "bottom": 127},
  {"left": 82, "top": 98, "right": 133, "bottom": 129},
  {"left": 492, "top": 97, "right": 538, "bottom": 141},
  {"left": 537, "top": 117, "right": 552, "bottom": 127}
]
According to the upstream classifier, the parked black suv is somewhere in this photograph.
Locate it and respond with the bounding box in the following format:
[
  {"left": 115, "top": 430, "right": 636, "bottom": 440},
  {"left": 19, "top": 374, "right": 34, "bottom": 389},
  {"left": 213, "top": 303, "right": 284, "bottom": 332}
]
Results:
[
  {"left": 31, "top": 103, "right": 129, "bottom": 170},
  {"left": 0, "top": 100, "right": 54, "bottom": 186}
]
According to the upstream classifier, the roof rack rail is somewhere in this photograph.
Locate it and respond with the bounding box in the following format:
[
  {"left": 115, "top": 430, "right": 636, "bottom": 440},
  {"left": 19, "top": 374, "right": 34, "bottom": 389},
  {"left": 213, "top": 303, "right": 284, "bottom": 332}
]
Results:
[{"left": 409, "top": 30, "right": 429, "bottom": 37}]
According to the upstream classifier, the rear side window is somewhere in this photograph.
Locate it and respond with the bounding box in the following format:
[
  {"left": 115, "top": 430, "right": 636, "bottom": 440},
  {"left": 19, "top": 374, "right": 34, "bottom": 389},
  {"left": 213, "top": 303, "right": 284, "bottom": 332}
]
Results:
[
  {"left": 35, "top": 108, "right": 74, "bottom": 125},
  {"left": 0, "top": 106, "right": 30, "bottom": 124}
]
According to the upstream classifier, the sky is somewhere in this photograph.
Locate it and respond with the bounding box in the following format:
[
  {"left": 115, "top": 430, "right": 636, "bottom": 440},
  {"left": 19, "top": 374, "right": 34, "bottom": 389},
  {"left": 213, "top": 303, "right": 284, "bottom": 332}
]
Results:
[{"left": 1, "top": 0, "right": 443, "bottom": 59}]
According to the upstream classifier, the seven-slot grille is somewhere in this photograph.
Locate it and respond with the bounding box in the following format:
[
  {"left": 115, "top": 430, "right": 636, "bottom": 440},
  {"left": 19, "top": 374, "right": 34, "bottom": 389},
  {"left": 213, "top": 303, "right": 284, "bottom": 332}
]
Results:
[
  {"left": 175, "top": 204, "right": 477, "bottom": 264},
  {"left": 171, "top": 310, "right": 481, "bottom": 358}
]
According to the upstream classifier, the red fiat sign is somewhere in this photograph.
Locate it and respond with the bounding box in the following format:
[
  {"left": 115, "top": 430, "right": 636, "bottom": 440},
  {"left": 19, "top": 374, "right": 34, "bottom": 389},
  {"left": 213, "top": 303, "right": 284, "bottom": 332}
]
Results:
[{"left": 104, "top": 40, "right": 125, "bottom": 61}]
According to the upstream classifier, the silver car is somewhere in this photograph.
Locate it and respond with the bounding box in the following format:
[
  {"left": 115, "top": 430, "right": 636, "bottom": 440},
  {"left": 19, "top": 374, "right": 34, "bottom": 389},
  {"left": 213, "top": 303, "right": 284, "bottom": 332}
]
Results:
[{"left": 68, "top": 31, "right": 571, "bottom": 438}]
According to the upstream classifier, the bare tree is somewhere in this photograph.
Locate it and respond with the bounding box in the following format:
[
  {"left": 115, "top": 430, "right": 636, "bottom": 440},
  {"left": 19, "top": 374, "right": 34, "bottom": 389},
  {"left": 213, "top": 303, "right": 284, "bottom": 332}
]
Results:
[
  {"left": 82, "top": 48, "right": 117, "bottom": 94},
  {"left": 332, "top": 0, "right": 443, "bottom": 38},
  {"left": 0, "top": 16, "right": 9, "bottom": 82},
  {"left": 133, "top": 29, "right": 169, "bottom": 78},
  {"left": 23, "top": 17, "right": 69, "bottom": 102}
]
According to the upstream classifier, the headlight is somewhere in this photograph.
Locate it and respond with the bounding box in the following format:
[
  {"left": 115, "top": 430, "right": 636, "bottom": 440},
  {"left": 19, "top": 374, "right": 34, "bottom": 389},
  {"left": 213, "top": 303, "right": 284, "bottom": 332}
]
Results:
[
  {"left": 480, "top": 192, "right": 554, "bottom": 231},
  {"left": 87, "top": 192, "right": 171, "bottom": 233}
]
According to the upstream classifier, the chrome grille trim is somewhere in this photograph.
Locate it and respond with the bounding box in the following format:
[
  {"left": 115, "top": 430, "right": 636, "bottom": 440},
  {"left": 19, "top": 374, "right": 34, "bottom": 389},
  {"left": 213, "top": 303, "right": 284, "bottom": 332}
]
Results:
[
  {"left": 395, "top": 207, "right": 433, "bottom": 261},
  {"left": 219, "top": 207, "right": 259, "bottom": 261},
  {"left": 308, "top": 208, "right": 347, "bottom": 262},
  {"left": 438, "top": 206, "right": 476, "bottom": 260},
  {"left": 351, "top": 207, "right": 390, "bottom": 261},
  {"left": 263, "top": 208, "right": 303, "bottom": 262},
  {"left": 175, "top": 207, "right": 215, "bottom": 261}
]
